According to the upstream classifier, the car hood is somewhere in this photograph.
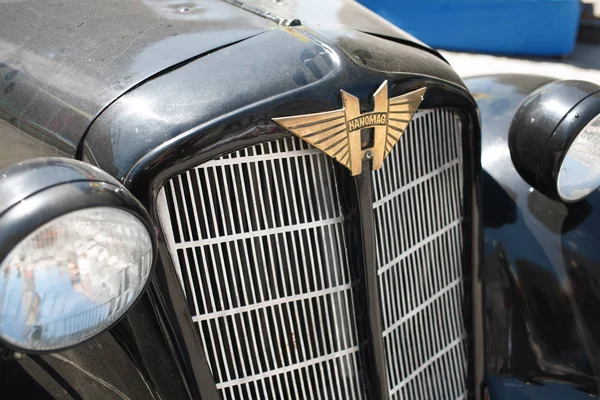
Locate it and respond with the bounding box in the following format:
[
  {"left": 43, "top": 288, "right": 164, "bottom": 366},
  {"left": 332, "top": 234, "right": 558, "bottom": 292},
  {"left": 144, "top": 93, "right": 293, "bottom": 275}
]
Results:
[
  {"left": 242, "top": 0, "right": 432, "bottom": 47},
  {"left": 0, "top": 0, "right": 437, "bottom": 156}
]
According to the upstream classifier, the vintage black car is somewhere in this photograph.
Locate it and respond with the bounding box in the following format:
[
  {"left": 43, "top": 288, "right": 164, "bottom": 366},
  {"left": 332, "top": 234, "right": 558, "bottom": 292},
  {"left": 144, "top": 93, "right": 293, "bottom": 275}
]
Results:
[{"left": 1, "top": 1, "right": 599, "bottom": 399}]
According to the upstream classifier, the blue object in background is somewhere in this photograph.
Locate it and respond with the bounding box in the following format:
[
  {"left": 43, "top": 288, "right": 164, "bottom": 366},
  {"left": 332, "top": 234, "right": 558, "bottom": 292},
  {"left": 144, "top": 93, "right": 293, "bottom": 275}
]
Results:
[{"left": 358, "top": 0, "right": 581, "bottom": 56}]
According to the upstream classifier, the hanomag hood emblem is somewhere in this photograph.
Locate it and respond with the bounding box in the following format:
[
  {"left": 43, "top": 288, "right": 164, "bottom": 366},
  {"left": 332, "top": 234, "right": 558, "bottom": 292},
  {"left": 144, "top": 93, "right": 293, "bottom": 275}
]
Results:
[{"left": 273, "top": 81, "right": 426, "bottom": 175}]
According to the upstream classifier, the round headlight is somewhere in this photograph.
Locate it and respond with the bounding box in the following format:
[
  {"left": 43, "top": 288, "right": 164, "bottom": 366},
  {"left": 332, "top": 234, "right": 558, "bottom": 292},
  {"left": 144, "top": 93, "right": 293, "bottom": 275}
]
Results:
[
  {"left": 557, "top": 114, "right": 600, "bottom": 202},
  {"left": 509, "top": 80, "right": 600, "bottom": 202},
  {"left": 0, "top": 207, "right": 152, "bottom": 351}
]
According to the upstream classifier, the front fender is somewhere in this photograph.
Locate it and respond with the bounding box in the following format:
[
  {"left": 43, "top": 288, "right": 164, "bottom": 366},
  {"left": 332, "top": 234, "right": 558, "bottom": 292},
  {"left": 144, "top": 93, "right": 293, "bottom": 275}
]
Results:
[{"left": 467, "top": 74, "right": 600, "bottom": 398}]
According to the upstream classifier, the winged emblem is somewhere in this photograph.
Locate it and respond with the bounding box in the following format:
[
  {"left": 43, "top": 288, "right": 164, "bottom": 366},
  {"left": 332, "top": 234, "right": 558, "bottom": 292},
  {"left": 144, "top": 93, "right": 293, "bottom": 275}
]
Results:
[{"left": 272, "top": 81, "right": 426, "bottom": 176}]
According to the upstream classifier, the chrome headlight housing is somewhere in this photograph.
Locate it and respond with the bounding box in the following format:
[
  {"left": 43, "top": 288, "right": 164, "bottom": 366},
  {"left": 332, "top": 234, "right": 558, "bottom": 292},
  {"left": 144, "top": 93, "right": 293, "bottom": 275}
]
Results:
[{"left": 0, "top": 158, "right": 155, "bottom": 352}]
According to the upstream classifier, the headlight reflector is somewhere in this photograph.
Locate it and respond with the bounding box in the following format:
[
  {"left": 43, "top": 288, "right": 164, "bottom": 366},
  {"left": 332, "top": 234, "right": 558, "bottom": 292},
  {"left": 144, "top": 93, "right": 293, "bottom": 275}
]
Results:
[
  {"left": 557, "top": 114, "right": 600, "bottom": 202},
  {"left": 0, "top": 207, "right": 152, "bottom": 351}
]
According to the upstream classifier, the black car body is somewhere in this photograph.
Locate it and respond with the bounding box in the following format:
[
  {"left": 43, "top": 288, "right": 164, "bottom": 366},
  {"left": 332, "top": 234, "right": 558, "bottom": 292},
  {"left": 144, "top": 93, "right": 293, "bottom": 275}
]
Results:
[{"left": 0, "top": 1, "right": 598, "bottom": 399}]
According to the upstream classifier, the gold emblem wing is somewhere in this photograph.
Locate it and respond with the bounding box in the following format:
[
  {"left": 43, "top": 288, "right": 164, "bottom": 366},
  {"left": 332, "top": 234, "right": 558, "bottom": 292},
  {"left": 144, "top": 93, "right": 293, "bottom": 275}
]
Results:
[
  {"left": 384, "top": 87, "right": 427, "bottom": 158},
  {"left": 272, "top": 108, "right": 350, "bottom": 169}
]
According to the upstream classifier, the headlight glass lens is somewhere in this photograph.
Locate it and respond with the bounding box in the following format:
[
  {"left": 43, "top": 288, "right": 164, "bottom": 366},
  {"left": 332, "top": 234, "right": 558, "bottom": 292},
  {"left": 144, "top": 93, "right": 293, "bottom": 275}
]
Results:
[
  {"left": 0, "top": 207, "right": 152, "bottom": 351},
  {"left": 557, "top": 114, "right": 600, "bottom": 201}
]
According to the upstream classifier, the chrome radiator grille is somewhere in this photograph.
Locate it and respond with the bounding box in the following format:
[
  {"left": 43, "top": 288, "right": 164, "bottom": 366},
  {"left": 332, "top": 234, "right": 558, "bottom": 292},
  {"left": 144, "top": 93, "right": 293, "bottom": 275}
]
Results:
[
  {"left": 157, "top": 108, "right": 468, "bottom": 399},
  {"left": 372, "top": 109, "right": 467, "bottom": 399},
  {"left": 157, "top": 138, "right": 365, "bottom": 400}
]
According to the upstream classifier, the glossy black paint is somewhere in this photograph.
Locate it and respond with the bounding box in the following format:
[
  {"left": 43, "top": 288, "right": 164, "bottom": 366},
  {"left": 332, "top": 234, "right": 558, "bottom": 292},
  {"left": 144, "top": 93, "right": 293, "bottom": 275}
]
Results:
[
  {"left": 82, "top": 26, "right": 463, "bottom": 181},
  {"left": 0, "top": 0, "right": 272, "bottom": 155},
  {"left": 111, "top": 271, "right": 220, "bottom": 400},
  {"left": 460, "top": 109, "right": 485, "bottom": 400},
  {"left": 467, "top": 74, "right": 600, "bottom": 399},
  {"left": 0, "top": 0, "right": 440, "bottom": 160},
  {"left": 358, "top": 162, "right": 389, "bottom": 400},
  {"left": 335, "top": 163, "right": 372, "bottom": 394},
  {"left": 147, "top": 236, "right": 221, "bottom": 399},
  {"left": 85, "top": 27, "right": 338, "bottom": 178},
  {"left": 0, "top": 9, "right": 483, "bottom": 400},
  {"left": 0, "top": 329, "right": 157, "bottom": 399},
  {"left": 508, "top": 80, "right": 600, "bottom": 200},
  {"left": 1, "top": 291, "right": 204, "bottom": 399},
  {"left": 82, "top": 24, "right": 482, "bottom": 400},
  {"left": 14, "top": 287, "right": 217, "bottom": 399},
  {"left": 0, "top": 157, "right": 120, "bottom": 216}
]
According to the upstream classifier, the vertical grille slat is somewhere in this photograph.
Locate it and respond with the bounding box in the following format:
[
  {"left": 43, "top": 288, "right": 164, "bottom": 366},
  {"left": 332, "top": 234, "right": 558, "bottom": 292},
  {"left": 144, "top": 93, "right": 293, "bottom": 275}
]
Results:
[
  {"left": 373, "top": 109, "right": 468, "bottom": 400},
  {"left": 157, "top": 108, "right": 468, "bottom": 399},
  {"left": 158, "top": 137, "right": 365, "bottom": 400}
]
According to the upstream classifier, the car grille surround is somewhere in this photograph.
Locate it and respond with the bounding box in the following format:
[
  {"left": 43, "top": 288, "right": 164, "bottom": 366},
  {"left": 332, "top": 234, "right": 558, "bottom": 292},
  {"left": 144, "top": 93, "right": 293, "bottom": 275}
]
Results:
[{"left": 157, "top": 108, "right": 469, "bottom": 400}]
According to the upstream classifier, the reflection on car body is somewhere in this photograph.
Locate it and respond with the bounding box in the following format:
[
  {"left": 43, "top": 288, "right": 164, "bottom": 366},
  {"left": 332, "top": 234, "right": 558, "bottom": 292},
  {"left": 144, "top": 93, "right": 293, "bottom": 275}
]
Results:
[{"left": 0, "top": 1, "right": 599, "bottom": 400}]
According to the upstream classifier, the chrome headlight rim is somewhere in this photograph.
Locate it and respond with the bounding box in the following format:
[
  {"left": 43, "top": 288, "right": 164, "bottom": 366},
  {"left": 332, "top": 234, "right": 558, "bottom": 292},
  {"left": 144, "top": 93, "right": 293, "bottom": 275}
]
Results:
[
  {"left": 538, "top": 91, "right": 600, "bottom": 203},
  {"left": 0, "top": 161, "right": 156, "bottom": 354},
  {"left": 557, "top": 113, "right": 600, "bottom": 202}
]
